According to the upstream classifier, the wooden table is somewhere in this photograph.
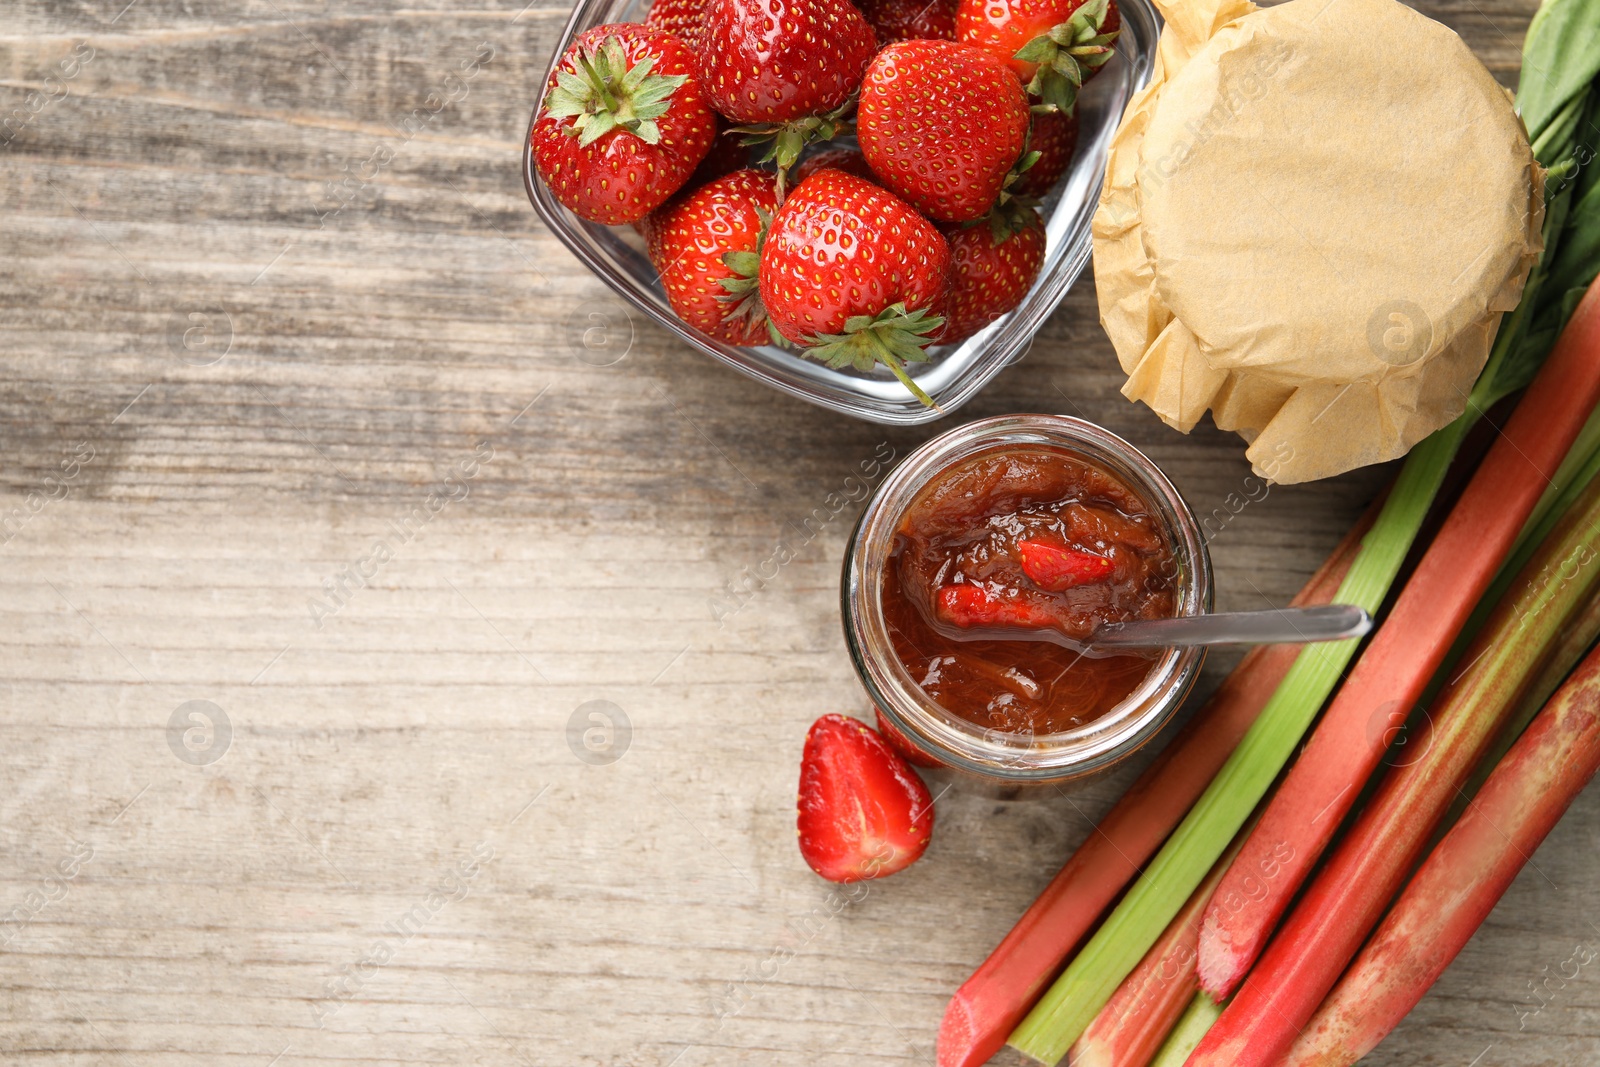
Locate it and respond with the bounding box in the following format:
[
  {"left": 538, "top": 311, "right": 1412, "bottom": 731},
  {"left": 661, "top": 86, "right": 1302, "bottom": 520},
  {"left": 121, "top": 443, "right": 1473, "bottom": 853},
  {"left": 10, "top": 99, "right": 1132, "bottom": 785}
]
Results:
[{"left": 3, "top": 2, "right": 1594, "bottom": 1064}]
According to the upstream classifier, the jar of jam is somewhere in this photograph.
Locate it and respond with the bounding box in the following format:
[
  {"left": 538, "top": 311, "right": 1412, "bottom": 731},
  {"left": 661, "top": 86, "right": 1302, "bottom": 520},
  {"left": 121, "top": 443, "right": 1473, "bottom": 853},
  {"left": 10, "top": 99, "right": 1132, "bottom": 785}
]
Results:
[{"left": 842, "top": 415, "right": 1211, "bottom": 789}]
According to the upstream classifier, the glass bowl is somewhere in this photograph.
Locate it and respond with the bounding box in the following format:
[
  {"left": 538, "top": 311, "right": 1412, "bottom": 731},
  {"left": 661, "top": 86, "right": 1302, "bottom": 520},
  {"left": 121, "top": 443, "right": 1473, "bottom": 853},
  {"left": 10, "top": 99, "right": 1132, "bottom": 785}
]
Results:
[{"left": 521, "top": 0, "right": 1161, "bottom": 424}]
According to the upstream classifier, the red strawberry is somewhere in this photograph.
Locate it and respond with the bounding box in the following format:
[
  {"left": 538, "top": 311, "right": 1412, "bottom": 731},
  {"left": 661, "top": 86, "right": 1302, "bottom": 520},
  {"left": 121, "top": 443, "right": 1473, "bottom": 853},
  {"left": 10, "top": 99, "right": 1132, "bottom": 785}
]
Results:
[
  {"left": 649, "top": 169, "right": 782, "bottom": 345},
  {"left": 857, "top": 39, "right": 1031, "bottom": 223},
  {"left": 937, "top": 205, "right": 1044, "bottom": 344},
  {"left": 956, "top": 0, "right": 1121, "bottom": 112},
  {"left": 1017, "top": 538, "right": 1114, "bottom": 590},
  {"left": 760, "top": 170, "right": 951, "bottom": 405},
  {"left": 797, "top": 714, "right": 935, "bottom": 882},
  {"left": 697, "top": 0, "right": 878, "bottom": 185},
  {"left": 1012, "top": 107, "right": 1078, "bottom": 197},
  {"left": 645, "top": 0, "right": 711, "bottom": 50},
  {"left": 936, "top": 583, "right": 1058, "bottom": 629},
  {"left": 859, "top": 0, "right": 959, "bottom": 44},
  {"left": 793, "top": 147, "right": 876, "bottom": 186},
  {"left": 533, "top": 25, "right": 716, "bottom": 224}
]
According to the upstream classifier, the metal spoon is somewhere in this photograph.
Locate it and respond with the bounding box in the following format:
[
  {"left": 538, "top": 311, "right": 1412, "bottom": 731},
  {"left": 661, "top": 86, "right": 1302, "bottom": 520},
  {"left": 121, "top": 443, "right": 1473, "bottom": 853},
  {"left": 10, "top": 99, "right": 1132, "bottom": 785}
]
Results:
[{"left": 931, "top": 604, "right": 1372, "bottom": 655}]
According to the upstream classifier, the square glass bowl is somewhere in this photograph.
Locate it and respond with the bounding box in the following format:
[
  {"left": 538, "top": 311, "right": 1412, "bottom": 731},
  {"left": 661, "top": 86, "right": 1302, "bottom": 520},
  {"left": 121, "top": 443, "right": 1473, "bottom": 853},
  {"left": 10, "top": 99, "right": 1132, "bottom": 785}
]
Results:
[{"left": 521, "top": 0, "right": 1160, "bottom": 424}]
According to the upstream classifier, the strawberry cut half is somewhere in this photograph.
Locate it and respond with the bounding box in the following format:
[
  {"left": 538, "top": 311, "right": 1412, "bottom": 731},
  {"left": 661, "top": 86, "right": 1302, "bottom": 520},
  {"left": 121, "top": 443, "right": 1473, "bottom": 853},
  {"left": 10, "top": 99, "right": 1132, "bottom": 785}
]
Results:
[
  {"left": 1016, "top": 539, "right": 1115, "bottom": 591},
  {"left": 797, "top": 714, "right": 935, "bottom": 883}
]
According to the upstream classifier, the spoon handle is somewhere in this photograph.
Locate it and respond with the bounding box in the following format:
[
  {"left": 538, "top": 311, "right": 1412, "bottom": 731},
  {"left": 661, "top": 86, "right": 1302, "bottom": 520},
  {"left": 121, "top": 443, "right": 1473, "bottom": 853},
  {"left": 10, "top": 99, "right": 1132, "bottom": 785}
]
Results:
[{"left": 1093, "top": 604, "right": 1373, "bottom": 650}]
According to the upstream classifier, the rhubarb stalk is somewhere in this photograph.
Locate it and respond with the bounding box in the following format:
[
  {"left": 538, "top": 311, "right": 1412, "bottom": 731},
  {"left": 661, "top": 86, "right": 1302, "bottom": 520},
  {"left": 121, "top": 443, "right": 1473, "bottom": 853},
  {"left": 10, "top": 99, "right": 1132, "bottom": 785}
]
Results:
[
  {"left": 1282, "top": 635, "right": 1600, "bottom": 1067},
  {"left": 1188, "top": 464, "right": 1600, "bottom": 1066},
  {"left": 1069, "top": 832, "right": 1246, "bottom": 1067},
  {"left": 933, "top": 507, "right": 1374, "bottom": 1067},
  {"left": 1148, "top": 993, "right": 1221, "bottom": 1067},
  {"left": 1195, "top": 277, "right": 1600, "bottom": 1003}
]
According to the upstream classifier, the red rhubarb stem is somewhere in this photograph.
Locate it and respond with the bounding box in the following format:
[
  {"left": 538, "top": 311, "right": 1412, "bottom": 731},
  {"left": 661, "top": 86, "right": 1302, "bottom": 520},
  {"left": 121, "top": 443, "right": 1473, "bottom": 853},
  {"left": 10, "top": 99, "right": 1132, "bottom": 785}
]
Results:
[
  {"left": 1070, "top": 832, "right": 1247, "bottom": 1067},
  {"left": 1282, "top": 635, "right": 1600, "bottom": 1066},
  {"left": 1196, "top": 278, "right": 1600, "bottom": 1003}
]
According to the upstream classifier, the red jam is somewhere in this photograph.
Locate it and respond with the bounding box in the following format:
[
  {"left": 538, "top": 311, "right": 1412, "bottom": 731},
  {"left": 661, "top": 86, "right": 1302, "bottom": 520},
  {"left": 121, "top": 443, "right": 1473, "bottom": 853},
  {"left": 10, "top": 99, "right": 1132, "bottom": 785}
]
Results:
[{"left": 883, "top": 445, "right": 1178, "bottom": 735}]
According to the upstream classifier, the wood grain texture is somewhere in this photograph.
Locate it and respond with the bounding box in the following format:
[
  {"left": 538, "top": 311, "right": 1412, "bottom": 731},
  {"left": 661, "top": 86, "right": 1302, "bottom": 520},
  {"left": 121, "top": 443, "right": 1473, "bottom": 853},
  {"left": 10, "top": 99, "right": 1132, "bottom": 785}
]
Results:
[{"left": 2, "top": 1, "right": 1596, "bottom": 1065}]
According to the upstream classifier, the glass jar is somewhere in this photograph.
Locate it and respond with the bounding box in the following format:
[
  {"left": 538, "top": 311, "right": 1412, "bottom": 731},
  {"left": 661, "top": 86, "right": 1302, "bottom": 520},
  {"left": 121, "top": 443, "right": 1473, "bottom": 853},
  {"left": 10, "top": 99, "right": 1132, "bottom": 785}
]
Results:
[{"left": 842, "top": 414, "right": 1212, "bottom": 790}]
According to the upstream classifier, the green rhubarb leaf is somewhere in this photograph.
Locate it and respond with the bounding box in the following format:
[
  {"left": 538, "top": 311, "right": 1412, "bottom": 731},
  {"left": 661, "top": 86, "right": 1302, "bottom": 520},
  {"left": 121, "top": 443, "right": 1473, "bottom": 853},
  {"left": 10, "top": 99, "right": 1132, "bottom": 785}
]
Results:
[
  {"left": 541, "top": 34, "right": 688, "bottom": 147},
  {"left": 1518, "top": 0, "right": 1600, "bottom": 149}
]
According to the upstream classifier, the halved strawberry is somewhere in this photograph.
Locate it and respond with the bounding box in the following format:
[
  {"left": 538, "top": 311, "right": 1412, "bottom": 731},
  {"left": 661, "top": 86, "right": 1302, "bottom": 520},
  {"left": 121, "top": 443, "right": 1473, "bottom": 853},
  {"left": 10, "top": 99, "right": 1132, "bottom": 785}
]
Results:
[
  {"left": 797, "top": 714, "right": 935, "bottom": 882},
  {"left": 857, "top": 39, "right": 1031, "bottom": 223},
  {"left": 649, "top": 168, "right": 781, "bottom": 345},
  {"left": 697, "top": 0, "right": 878, "bottom": 187},
  {"left": 937, "top": 205, "right": 1045, "bottom": 344},
  {"left": 1012, "top": 106, "right": 1078, "bottom": 197},
  {"left": 760, "top": 169, "right": 951, "bottom": 405},
  {"left": 859, "top": 0, "right": 959, "bottom": 44},
  {"left": 532, "top": 25, "right": 716, "bottom": 224},
  {"left": 956, "top": 0, "right": 1121, "bottom": 113}
]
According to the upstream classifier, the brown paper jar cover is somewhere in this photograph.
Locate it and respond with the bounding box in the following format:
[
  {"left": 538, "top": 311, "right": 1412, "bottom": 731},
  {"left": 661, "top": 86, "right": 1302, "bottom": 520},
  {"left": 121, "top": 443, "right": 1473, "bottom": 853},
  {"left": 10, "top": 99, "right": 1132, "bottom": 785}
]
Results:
[{"left": 1092, "top": 0, "right": 1544, "bottom": 483}]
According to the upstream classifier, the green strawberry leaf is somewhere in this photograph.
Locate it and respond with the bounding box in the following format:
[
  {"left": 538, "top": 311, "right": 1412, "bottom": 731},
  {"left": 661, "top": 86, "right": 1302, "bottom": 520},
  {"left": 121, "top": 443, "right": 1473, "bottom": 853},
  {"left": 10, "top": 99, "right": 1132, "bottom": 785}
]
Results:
[
  {"left": 712, "top": 205, "right": 786, "bottom": 345},
  {"left": 732, "top": 96, "right": 857, "bottom": 200},
  {"left": 541, "top": 34, "right": 688, "bottom": 147},
  {"left": 802, "top": 303, "right": 945, "bottom": 407},
  {"left": 1014, "top": 0, "right": 1121, "bottom": 114}
]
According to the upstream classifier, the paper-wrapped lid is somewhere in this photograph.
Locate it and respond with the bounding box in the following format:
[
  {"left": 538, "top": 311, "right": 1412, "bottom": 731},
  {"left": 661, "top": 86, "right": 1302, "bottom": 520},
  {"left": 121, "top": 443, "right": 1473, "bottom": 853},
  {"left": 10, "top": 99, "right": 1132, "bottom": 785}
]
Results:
[{"left": 1093, "top": 0, "right": 1543, "bottom": 483}]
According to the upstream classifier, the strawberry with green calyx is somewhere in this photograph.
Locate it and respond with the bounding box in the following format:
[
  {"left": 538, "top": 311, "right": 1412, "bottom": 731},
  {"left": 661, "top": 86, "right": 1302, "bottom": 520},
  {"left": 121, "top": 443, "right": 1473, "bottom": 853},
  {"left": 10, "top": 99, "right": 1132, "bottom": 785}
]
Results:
[
  {"left": 1014, "top": 106, "right": 1078, "bottom": 196},
  {"left": 956, "top": 0, "right": 1122, "bottom": 114},
  {"left": 759, "top": 170, "right": 951, "bottom": 406},
  {"left": 857, "top": 39, "right": 1031, "bottom": 223},
  {"left": 648, "top": 169, "right": 783, "bottom": 346},
  {"left": 533, "top": 25, "right": 716, "bottom": 224},
  {"left": 937, "top": 202, "right": 1045, "bottom": 345},
  {"left": 698, "top": 0, "right": 877, "bottom": 192},
  {"left": 859, "top": 0, "right": 959, "bottom": 45}
]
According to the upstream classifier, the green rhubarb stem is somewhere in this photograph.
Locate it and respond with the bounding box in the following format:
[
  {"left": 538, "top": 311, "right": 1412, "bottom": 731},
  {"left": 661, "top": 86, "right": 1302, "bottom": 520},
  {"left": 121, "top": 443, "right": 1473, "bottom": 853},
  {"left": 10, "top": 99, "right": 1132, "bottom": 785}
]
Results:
[
  {"left": 1148, "top": 993, "right": 1223, "bottom": 1067},
  {"left": 1007, "top": 415, "right": 1471, "bottom": 1063}
]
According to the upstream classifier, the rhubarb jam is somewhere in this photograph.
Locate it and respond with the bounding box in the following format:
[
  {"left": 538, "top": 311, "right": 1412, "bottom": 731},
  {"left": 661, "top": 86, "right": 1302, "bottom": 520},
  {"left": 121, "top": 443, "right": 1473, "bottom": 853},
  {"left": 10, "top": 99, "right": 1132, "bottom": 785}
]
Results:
[{"left": 883, "top": 445, "right": 1178, "bottom": 735}]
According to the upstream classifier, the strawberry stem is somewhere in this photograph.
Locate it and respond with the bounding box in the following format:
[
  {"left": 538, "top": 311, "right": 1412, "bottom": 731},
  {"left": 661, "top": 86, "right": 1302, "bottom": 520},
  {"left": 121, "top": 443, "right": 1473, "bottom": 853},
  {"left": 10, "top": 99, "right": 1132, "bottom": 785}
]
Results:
[
  {"left": 732, "top": 97, "right": 857, "bottom": 200},
  {"left": 803, "top": 302, "right": 945, "bottom": 407}
]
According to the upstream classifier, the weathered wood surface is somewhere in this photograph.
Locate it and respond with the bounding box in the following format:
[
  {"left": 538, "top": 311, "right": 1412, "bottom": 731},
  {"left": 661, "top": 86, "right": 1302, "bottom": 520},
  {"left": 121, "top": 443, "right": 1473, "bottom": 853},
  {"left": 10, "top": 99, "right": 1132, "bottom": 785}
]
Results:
[{"left": 2, "top": 2, "right": 1595, "bottom": 1065}]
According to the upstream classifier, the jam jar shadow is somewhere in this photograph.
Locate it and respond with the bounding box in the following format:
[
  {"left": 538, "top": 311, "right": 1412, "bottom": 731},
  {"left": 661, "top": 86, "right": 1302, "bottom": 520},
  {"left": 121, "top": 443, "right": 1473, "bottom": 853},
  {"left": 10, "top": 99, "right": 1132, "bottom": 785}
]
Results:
[{"left": 842, "top": 415, "right": 1213, "bottom": 793}]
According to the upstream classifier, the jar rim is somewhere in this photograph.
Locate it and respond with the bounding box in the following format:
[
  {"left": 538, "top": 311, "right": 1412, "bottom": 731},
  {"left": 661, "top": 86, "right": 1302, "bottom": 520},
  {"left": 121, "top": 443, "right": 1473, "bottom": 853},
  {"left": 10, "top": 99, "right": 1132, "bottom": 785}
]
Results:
[{"left": 842, "top": 414, "right": 1213, "bottom": 785}]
